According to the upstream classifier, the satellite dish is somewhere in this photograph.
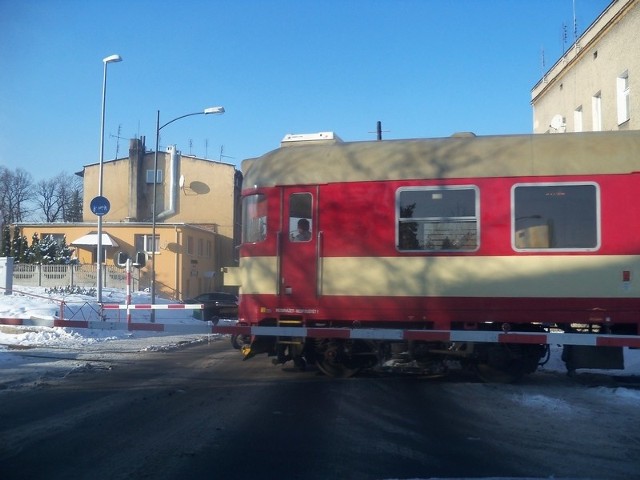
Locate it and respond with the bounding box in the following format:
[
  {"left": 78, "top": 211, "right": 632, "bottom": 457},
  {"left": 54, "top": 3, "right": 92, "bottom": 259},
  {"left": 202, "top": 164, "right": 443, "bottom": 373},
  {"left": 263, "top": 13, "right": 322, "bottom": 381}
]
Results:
[
  {"left": 550, "top": 114, "right": 566, "bottom": 131},
  {"left": 179, "top": 175, "right": 185, "bottom": 191}
]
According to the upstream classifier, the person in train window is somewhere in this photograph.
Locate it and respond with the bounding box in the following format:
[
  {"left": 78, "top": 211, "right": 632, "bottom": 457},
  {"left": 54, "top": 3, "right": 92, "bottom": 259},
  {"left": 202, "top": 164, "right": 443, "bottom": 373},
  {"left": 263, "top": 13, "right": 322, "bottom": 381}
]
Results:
[{"left": 292, "top": 218, "right": 312, "bottom": 241}]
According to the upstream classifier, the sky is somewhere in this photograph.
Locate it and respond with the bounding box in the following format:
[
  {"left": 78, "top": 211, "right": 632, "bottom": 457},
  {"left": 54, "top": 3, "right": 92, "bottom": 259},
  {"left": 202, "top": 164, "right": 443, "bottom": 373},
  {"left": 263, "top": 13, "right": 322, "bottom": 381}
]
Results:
[{"left": 0, "top": 0, "right": 613, "bottom": 182}]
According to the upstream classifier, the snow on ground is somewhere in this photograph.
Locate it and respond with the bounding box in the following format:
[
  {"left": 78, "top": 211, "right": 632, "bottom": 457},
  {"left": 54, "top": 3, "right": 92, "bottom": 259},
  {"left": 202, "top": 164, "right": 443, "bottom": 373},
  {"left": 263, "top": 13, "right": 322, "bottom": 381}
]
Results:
[
  {"left": 1, "top": 286, "right": 640, "bottom": 402},
  {"left": 0, "top": 286, "right": 228, "bottom": 389}
]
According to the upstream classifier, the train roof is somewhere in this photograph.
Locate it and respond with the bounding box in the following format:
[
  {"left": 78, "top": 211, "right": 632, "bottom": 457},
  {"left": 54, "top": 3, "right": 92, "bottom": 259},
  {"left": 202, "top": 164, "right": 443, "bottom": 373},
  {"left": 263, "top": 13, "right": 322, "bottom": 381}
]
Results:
[{"left": 242, "top": 130, "right": 640, "bottom": 188}]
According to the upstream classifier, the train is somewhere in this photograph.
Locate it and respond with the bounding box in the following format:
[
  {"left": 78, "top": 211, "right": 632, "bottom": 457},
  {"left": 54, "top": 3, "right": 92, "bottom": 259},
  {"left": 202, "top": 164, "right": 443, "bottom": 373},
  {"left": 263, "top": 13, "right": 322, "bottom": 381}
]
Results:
[{"left": 221, "top": 130, "right": 640, "bottom": 381}]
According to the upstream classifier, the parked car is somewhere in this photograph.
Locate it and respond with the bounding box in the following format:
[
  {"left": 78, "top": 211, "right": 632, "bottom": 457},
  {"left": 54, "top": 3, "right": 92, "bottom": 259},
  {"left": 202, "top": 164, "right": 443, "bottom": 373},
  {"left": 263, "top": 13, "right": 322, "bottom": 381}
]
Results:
[{"left": 183, "top": 292, "right": 238, "bottom": 322}]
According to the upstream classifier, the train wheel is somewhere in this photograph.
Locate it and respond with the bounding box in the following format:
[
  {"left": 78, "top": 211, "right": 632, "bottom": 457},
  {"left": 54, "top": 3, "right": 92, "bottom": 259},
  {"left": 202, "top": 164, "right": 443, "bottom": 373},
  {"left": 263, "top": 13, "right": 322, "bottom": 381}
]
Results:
[
  {"left": 315, "top": 340, "right": 362, "bottom": 378},
  {"left": 474, "top": 344, "right": 527, "bottom": 383}
]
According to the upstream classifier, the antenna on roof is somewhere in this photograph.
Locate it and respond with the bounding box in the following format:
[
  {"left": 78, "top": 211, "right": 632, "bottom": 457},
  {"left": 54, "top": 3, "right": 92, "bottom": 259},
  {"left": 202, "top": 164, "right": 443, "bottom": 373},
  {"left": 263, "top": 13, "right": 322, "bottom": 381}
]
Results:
[
  {"left": 573, "top": 0, "right": 578, "bottom": 39},
  {"left": 572, "top": 0, "right": 580, "bottom": 50},
  {"left": 109, "top": 124, "right": 125, "bottom": 159},
  {"left": 115, "top": 124, "right": 120, "bottom": 158},
  {"left": 219, "top": 145, "right": 234, "bottom": 162},
  {"left": 369, "top": 121, "right": 389, "bottom": 141}
]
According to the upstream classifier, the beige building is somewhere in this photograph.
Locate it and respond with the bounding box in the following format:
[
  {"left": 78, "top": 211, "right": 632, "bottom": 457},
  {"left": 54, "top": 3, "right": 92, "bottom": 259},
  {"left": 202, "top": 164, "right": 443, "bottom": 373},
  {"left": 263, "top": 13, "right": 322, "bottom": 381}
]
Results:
[
  {"left": 532, "top": 0, "right": 639, "bottom": 133},
  {"left": 18, "top": 137, "right": 241, "bottom": 300}
]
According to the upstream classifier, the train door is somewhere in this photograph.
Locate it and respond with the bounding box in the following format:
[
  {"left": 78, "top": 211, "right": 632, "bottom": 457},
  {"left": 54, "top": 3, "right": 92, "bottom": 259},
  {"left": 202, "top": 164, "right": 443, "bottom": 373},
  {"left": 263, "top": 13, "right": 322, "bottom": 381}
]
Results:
[{"left": 279, "top": 187, "right": 318, "bottom": 306}]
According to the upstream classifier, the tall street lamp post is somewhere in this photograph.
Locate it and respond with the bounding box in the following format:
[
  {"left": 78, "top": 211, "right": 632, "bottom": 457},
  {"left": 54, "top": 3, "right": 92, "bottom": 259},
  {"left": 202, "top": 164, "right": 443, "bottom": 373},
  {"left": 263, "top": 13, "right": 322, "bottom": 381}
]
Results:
[
  {"left": 150, "top": 106, "right": 225, "bottom": 320},
  {"left": 96, "top": 54, "right": 122, "bottom": 303}
]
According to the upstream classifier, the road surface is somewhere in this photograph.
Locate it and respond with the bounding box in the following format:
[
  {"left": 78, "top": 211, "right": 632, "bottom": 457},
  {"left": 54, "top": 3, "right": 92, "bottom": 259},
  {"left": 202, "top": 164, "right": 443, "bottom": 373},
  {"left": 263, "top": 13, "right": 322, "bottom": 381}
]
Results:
[{"left": 1, "top": 338, "right": 638, "bottom": 479}]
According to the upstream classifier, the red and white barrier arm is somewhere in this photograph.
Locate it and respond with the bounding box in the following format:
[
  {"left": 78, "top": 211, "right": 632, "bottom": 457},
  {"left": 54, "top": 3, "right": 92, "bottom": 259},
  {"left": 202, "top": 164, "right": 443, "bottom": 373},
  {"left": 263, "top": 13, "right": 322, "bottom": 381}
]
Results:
[
  {"left": 102, "top": 303, "right": 204, "bottom": 310},
  {"left": 210, "top": 325, "right": 640, "bottom": 349},
  {"left": 2, "top": 313, "right": 638, "bottom": 347}
]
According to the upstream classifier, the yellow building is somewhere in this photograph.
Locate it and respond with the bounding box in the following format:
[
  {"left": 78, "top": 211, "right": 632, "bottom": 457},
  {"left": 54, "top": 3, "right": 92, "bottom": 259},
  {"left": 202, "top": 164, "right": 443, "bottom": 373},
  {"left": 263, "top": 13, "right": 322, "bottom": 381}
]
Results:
[{"left": 17, "top": 137, "right": 241, "bottom": 300}]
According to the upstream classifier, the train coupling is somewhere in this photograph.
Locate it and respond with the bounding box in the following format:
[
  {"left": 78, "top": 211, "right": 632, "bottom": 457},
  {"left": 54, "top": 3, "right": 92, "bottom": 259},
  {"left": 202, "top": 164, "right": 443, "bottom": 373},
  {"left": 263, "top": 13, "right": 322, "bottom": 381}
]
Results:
[{"left": 241, "top": 344, "right": 254, "bottom": 360}]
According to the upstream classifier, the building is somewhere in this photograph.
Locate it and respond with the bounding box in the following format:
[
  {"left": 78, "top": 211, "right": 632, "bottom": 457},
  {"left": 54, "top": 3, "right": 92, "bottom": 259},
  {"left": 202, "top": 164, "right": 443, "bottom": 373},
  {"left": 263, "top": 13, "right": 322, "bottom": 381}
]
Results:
[
  {"left": 17, "top": 137, "right": 241, "bottom": 300},
  {"left": 531, "top": 0, "right": 639, "bottom": 133}
]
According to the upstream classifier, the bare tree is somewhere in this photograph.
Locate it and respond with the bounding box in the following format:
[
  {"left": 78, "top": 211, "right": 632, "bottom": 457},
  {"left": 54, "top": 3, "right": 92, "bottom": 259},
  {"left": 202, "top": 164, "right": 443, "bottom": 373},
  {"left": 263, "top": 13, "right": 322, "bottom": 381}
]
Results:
[
  {"left": 0, "top": 166, "right": 7, "bottom": 226},
  {"left": 0, "top": 167, "right": 34, "bottom": 224},
  {"left": 36, "top": 177, "right": 63, "bottom": 222},
  {"left": 60, "top": 173, "right": 83, "bottom": 222},
  {"left": 33, "top": 172, "right": 83, "bottom": 222}
]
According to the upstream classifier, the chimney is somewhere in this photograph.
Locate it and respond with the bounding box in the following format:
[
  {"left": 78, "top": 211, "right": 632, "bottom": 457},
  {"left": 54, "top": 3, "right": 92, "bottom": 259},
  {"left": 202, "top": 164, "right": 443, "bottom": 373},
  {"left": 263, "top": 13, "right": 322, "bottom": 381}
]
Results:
[{"left": 128, "top": 137, "right": 145, "bottom": 221}]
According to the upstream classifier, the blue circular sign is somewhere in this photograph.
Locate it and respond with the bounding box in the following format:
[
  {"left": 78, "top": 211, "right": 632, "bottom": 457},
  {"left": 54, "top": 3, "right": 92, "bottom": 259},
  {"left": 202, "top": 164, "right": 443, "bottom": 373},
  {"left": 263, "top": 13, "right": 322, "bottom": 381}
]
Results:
[{"left": 90, "top": 196, "right": 111, "bottom": 216}]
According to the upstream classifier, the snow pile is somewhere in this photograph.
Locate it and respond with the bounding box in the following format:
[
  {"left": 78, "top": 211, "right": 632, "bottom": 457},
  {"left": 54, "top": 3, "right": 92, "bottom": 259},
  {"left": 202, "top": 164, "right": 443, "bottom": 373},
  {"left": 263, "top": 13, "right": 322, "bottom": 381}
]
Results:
[
  {"left": 0, "top": 286, "right": 221, "bottom": 388},
  {"left": 0, "top": 325, "right": 113, "bottom": 348}
]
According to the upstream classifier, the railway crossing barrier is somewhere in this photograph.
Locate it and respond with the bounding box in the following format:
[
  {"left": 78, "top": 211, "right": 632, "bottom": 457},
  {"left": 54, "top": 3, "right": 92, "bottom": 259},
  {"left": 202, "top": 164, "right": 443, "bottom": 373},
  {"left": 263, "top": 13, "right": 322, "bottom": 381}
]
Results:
[{"left": 1, "top": 301, "right": 640, "bottom": 348}]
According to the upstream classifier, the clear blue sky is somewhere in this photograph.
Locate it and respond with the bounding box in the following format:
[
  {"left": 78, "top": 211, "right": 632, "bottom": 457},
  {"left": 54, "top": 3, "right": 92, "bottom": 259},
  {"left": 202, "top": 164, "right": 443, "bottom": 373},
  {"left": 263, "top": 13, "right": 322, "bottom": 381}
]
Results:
[{"left": 0, "top": 0, "right": 611, "bottom": 182}]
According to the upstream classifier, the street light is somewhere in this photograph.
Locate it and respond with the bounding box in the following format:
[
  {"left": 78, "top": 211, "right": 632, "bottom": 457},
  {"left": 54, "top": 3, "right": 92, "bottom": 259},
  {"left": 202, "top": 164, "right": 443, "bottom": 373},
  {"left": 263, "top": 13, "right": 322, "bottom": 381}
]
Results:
[
  {"left": 150, "top": 106, "right": 225, "bottom": 320},
  {"left": 96, "top": 54, "right": 122, "bottom": 303}
]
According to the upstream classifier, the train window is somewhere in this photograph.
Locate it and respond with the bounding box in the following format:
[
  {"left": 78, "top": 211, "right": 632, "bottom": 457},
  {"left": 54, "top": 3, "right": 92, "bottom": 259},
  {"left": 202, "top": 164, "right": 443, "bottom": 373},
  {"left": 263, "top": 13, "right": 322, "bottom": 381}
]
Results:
[
  {"left": 397, "top": 186, "right": 479, "bottom": 251},
  {"left": 512, "top": 183, "right": 600, "bottom": 251},
  {"left": 242, "top": 194, "right": 267, "bottom": 243},
  {"left": 289, "top": 193, "right": 312, "bottom": 242}
]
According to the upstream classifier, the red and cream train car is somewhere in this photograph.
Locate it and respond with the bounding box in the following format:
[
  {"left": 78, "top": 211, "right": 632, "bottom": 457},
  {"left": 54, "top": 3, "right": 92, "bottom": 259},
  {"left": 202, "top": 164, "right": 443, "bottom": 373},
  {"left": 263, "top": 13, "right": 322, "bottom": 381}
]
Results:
[{"left": 223, "top": 130, "right": 640, "bottom": 380}]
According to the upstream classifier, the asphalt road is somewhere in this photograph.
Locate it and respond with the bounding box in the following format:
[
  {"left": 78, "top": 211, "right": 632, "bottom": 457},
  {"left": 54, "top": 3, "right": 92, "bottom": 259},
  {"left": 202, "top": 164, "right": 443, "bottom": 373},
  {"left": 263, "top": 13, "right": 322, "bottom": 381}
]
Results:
[{"left": 1, "top": 339, "right": 638, "bottom": 480}]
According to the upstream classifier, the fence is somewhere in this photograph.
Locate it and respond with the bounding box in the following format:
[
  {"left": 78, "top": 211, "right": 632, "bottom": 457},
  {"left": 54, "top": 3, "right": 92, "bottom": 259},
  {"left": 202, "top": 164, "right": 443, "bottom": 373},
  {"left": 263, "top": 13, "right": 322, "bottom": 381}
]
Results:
[{"left": 11, "top": 264, "right": 140, "bottom": 290}]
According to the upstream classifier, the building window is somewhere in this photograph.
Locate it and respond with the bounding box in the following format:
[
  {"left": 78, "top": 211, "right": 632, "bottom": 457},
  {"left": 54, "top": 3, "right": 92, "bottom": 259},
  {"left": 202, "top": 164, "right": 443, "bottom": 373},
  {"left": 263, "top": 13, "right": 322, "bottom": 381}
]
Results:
[
  {"left": 573, "top": 106, "right": 583, "bottom": 132},
  {"left": 617, "top": 71, "right": 630, "bottom": 125},
  {"left": 134, "top": 234, "right": 159, "bottom": 253},
  {"left": 512, "top": 183, "right": 599, "bottom": 251},
  {"left": 197, "top": 238, "right": 204, "bottom": 257},
  {"left": 397, "top": 186, "right": 479, "bottom": 251},
  {"left": 186, "top": 236, "right": 194, "bottom": 255},
  {"left": 146, "top": 169, "right": 162, "bottom": 184},
  {"left": 592, "top": 92, "right": 602, "bottom": 131},
  {"left": 206, "top": 240, "right": 212, "bottom": 258}
]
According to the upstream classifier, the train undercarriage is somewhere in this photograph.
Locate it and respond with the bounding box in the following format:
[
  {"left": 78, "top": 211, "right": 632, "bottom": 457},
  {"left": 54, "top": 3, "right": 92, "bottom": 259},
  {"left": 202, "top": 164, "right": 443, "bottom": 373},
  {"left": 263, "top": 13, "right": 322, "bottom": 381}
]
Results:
[
  {"left": 232, "top": 329, "right": 549, "bottom": 383},
  {"left": 228, "top": 320, "right": 632, "bottom": 382}
]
